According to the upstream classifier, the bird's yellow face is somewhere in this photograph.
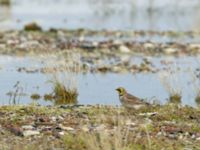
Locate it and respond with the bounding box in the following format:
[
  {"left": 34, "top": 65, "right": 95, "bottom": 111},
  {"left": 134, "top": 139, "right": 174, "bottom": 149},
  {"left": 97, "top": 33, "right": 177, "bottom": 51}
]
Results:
[{"left": 116, "top": 87, "right": 126, "bottom": 96}]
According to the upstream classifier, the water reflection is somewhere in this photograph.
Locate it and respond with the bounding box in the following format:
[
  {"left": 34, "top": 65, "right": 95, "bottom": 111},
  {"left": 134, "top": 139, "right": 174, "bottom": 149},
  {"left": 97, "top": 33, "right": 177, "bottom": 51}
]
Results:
[
  {"left": 0, "top": 55, "right": 200, "bottom": 106},
  {"left": 0, "top": 0, "right": 200, "bottom": 30}
]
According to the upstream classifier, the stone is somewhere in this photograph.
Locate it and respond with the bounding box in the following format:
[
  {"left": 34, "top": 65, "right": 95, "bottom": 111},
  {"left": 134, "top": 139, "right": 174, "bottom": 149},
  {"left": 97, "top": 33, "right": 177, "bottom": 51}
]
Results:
[
  {"left": 51, "top": 116, "right": 57, "bottom": 122},
  {"left": 144, "top": 43, "right": 154, "bottom": 49},
  {"left": 95, "top": 124, "right": 106, "bottom": 131},
  {"left": 22, "top": 125, "right": 35, "bottom": 130},
  {"left": 0, "top": 44, "right": 6, "bottom": 49},
  {"left": 23, "top": 130, "right": 40, "bottom": 137},
  {"left": 189, "top": 44, "right": 200, "bottom": 49},
  {"left": 156, "top": 132, "right": 162, "bottom": 137},
  {"left": 57, "top": 116, "right": 64, "bottom": 121},
  {"left": 196, "top": 137, "right": 200, "bottom": 141},
  {"left": 119, "top": 45, "right": 130, "bottom": 53},
  {"left": 164, "top": 48, "right": 178, "bottom": 54},
  {"left": 58, "top": 131, "right": 65, "bottom": 136},
  {"left": 125, "top": 120, "right": 136, "bottom": 126},
  {"left": 59, "top": 125, "right": 74, "bottom": 131},
  {"left": 81, "top": 125, "right": 90, "bottom": 132},
  {"left": 138, "top": 112, "right": 158, "bottom": 116}
]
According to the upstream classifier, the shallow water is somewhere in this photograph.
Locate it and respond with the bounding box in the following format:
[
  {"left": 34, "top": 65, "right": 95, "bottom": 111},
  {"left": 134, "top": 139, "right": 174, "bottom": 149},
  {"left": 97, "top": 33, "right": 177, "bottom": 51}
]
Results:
[
  {"left": 1, "top": 0, "right": 200, "bottom": 31},
  {"left": 0, "top": 55, "right": 200, "bottom": 106}
]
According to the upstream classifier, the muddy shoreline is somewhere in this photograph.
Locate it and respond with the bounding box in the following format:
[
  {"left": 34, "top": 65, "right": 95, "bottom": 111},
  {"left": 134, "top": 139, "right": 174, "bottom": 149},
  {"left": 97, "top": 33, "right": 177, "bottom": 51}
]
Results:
[
  {"left": 1, "top": 30, "right": 200, "bottom": 74},
  {"left": 0, "top": 104, "right": 200, "bottom": 149}
]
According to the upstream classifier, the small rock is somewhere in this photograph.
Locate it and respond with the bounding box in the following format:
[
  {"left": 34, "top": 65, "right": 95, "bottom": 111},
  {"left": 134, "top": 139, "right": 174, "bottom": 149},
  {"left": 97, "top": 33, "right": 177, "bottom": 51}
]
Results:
[
  {"left": 41, "top": 126, "right": 52, "bottom": 132},
  {"left": 7, "top": 39, "right": 19, "bottom": 45},
  {"left": 191, "top": 134, "right": 196, "bottom": 139},
  {"left": 81, "top": 125, "right": 90, "bottom": 132},
  {"left": 95, "top": 124, "right": 106, "bottom": 131},
  {"left": 184, "top": 132, "right": 189, "bottom": 136},
  {"left": 52, "top": 131, "right": 63, "bottom": 139},
  {"left": 189, "top": 44, "right": 200, "bottom": 49},
  {"left": 138, "top": 112, "right": 158, "bottom": 116},
  {"left": 59, "top": 131, "right": 65, "bottom": 136},
  {"left": 0, "top": 44, "right": 6, "bottom": 49},
  {"left": 156, "top": 132, "right": 162, "bottom": 137},
  {"left": 60, "top": 125, "right": 74, "bottom": 131},
  {"left": 23, "top": 130, "right": 40, "bottom": 137},
  {"left": 167, "top": 133, "right": 177, "bottom": 139},
  {"left": 126, "top": 120, "right": 136, "bottom": 126},
  {"left": 112, "top": 66, "right": 122, "bottom": 73},
  {"left": 78, "top": 36, "right": 85, "bottom": 42},
  {"left": 22, "top": 125, "right": 35, "bottom": 130},
  {"left": 51, "top": 116, "right": 57, "bottom": 122},
  {"left": 178, "top": 134, "right": 183, "bottom": 140},
  {"left": 113, "top": 40, "right": 122, "bottom": 45},
  {"left": 164, "top": 48, "right": 178, "bottom": 54},
  {"left": 196, "top": 137, "right": 200, "bottom": 141},
  {"left": 18, "top": 41, "right": 40, "bottom": 49},
  {"left": 92, "top": 41, "right": 98, "bottom": 47},
  {"left": 144, "top": 43, "right": 154, "bottom": 49},
  {"left": 119, "top": 45, "right": 130, "bottom": 53},
  {"left": 57, "top": 116, "right": 64, "bottom": 121}
]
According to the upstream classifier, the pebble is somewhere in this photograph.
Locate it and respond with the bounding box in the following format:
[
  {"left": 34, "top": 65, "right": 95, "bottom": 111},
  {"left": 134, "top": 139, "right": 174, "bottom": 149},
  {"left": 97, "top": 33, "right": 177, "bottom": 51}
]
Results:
[
  {"left": 156, "top": 132, "right": 162, "bottom": 137},
  {"left": 22, "top": 125, "right": 35, "bottom": 130},
  {"left": 57, "top": 116, "right": 64, "bottom": 121},
  {"left": 144, "top": 43, "right": 154, "bottom": 49},
  {"left": 167, "top": 133, "right": 177, "bottom": 139},
  {"left": 51, "top": 116, "right": 57, "bottom": 122},
  {"left": 196, "top": 137, "right": 200, "bottom": 141},
  {"left": 58, "top": 131, "right": 65, "bottom": 136},
  {"left": 164, "top": 48, "right": 178, "bottom": 54},
  {"left": 81, "top": 125, "right": 90, "bottom": 132},
  {"left": 23, "top": 130, "right": 40, "bottom": 137},
  {"left": 179, "top": 134, "right": 184, "bottom": 140},
  {"left": 189, "top": 44, "right": 200, "bottom": 49},
  {"left": 113, "top": 40, "right": 122, "bottom": 45},
  {"left": 119, "top": 45, "right": 130, "bottom": 53},
  {"left": 125, "top": 120, "right": 136, "bottom": 126},
  {"left": 138, "top": 112, "right": 158, "bottom": 116},
  {"left": 7, "top": 39, "right": 19, "bottom": 45},
  {"left": 191, "top": 134, "right": 196, "bottom": 139},
  {"left": 112, "top": 66, "right": 122, "bottom": 73},
  {"left": 59, "top": 125, "right": 74, "bottom": 131},
  {"left": 0, "top": 44, "right": 6, "bottom": 49},
  {"left": 95, "top": 124, "right": 106, "bottom": 131}
]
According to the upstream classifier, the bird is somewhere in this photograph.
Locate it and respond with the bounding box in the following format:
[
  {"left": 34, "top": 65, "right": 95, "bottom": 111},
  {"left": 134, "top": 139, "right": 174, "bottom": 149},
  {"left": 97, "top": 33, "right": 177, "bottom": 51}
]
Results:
[{"left": 116, "top": 87, "right": 149, "bottom": 109}]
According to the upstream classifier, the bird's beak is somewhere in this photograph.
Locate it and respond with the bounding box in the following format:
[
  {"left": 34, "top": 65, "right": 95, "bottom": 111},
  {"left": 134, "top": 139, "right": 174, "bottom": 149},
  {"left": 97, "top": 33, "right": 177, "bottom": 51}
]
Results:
[{"left": 116, "top": 88, "right": 119, "bottom": 92}]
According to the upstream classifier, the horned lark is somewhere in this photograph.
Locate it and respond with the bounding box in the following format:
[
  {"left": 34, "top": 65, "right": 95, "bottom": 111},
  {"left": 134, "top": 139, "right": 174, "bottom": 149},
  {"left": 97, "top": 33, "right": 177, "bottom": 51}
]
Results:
[{"left": 116, "top": 87, "right": 149, "bottom": 109}]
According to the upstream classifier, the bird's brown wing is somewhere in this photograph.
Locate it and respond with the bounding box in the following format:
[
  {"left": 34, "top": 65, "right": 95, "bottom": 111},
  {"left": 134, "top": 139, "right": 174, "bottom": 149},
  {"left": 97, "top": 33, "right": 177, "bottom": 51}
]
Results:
[{"left": 125, "top": 93, "right": 149, "bottom": 105}]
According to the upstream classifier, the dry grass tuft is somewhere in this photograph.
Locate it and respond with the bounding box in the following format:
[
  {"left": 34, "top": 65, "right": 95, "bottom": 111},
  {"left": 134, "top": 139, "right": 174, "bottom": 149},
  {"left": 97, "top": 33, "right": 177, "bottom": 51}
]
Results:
[
  {"left": 0, "top": 0, "right": 10, "bottom": 5},
  {"left": 52, "top": 77, "right": 78, "bottom": 104},
  {"left": 159, "top": 71, "right": 182, "bottom": 104},
  {"left": 169, "top": 93, "right": 181, "bottom": 104},
  {"left": 30, "top": 93, "right": 41, "bottom": 100},
  {"left": 43, "top": 52, "right": 80, "bottom": 105}
]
